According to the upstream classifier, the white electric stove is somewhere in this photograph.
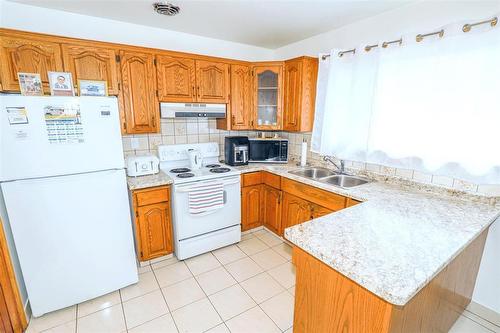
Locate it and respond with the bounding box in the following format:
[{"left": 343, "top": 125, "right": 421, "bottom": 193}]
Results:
[{"left": 157, "top": 142, "right": 241, "bottom": 260}]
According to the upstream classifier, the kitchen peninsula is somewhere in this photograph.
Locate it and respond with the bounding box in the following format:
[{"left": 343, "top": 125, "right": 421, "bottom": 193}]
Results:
[{"left": 281, "top": 170, "right": 499, "bottom": 333}]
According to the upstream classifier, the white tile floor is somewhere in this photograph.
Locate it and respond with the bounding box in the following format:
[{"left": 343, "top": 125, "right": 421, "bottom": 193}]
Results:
[{"left": 26, "top": 228, "right": 500, "bottom": 333}]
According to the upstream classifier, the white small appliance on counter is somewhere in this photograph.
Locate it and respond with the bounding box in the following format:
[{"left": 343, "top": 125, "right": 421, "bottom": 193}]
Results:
[
  {"left": 126, "top": 154, "right": 160, "bottom": 177},
  {"left": 158, "top": 142, "right": 241, "bottom": 260},
  {"left": 188, "top": 148, "right": 203, "bottom": 170}
]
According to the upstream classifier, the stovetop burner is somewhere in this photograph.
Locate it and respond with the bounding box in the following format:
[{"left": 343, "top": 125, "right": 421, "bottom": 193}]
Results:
[
  {"left": 205, "top": 164, "right": 221, "bottom": 168},
  {"left": 170, "top": 168, "right": 191, "bottom": 173},
  {"left": 209, "top": 167, "right": 231, "bottom": 173},
  {"left": 177, "top": 173, "right": 195, "bottom": 178}
]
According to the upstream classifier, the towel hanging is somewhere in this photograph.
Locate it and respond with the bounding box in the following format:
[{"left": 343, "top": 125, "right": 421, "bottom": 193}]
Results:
[{"left": 188, "top": 182, "right": 224, "bottom": 215}]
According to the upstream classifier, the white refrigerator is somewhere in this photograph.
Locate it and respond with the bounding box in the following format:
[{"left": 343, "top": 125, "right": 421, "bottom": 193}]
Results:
[{"left": 0, "top": 95, "right": 138, "bottom": 317}]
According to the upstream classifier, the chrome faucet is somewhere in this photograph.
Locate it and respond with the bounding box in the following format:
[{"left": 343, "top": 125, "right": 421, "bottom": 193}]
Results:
[{"left": 323, "top": 156, "right": 345, "bottom": 174}]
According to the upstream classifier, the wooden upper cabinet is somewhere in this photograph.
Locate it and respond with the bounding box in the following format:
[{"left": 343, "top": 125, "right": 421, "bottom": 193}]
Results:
[
  {"left": 229, "top": 64, "right": 252, "bottom": 130},
  {"left": 262, "top": 185, "right": 282, "bottom": 235},
  {"left": 241, "top": 184, "right": 263, "bottom": 231},
  {"left": 119, "top": 50, "right": 159, "bottom": 134},
  {"left": 195, "top": 60, "right": 229, "bottom": 103},
  {"left": 281, "top": 192, "right": 312, "bottom": 233},
  {"left": 283, "top": 58, "right": 302, "bottom": 131},
  {"left": 0, "top": 35, "right": 63, "bottom": 92},
  {"left": 156, "top": 55, "right": 196, "bottom": 102},
  {"left": 61, "top": 43, "right": 119, "bottom": 95},
  {"left": 137, "top": 202, "right": 172, "bottom": 261},
  {"left": 253, "top": 64, "right": 283, "bottom": 130},
  {"left": 283, "top": 57, "right": 318, "bottom": 132}
]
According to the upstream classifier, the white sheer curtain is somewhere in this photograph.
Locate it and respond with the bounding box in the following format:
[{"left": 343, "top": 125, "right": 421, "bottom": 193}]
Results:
[{"left": 312, "top": 18, "right": 500, "bottom": 184}]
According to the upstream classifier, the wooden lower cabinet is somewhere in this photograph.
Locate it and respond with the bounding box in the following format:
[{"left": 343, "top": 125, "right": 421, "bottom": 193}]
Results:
[
  {"left": 137, "top": 202, "right": 172, "bottom": 260},
  {"left": 0, "top": 219, "right": 27, "bottom": 333},
  {"left": 281, "top": 192, "right": 313, "bottom": 233},
  {"left": 132, "top": 186, "right": 173, "bottom": 261},
  {"left": 241, "top": 172, "right": 357, "bottom": 236},
  {"left": 346, "top": 197, "right": 362, "bottom": 207},
  {"left": 262, "top": 185, "right": 282, "bottom": 235},
  {"left": 0, "top": 287, "right": 13, "bottom": 333},
  {"left": 310, "top": 203, "right": 333, "bottom": 219},
  {"left": 241, "top": 184, "right": 263, "bottom": 231},
  {"left": 292, "top": 229, "right": 489, "bottom": 333}
]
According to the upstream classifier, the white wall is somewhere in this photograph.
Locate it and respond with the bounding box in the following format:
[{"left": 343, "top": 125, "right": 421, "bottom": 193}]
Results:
[
  {"left": 274, "top": 1, "right": 500, "bottom": 59},
  {"left": 473, "top": 218, "right": 500, "bottom": 315},
  {"left": 0, "top": 0, "right": 273, "bottom": 61}
]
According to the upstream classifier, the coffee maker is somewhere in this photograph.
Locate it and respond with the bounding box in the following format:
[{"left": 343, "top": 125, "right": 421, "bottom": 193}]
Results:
[{"left": 225, "top": 136, "right": 249, "bottom": 166}]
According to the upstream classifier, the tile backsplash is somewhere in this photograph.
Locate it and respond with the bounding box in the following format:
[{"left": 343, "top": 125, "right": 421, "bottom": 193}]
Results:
[
  {"left": 122, "top": 122, "right": 499, "bottom": 197},
  {"left": 284, "top": 132, "right": 500, "bottom": 197},
  {"left": 122, "top": 118, "right": 262, "bottom": 161}
]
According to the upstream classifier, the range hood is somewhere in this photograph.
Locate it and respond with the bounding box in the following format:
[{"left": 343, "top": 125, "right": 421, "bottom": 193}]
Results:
[{"left": 160, "top": 102, "right": 226, "bottom": 118}]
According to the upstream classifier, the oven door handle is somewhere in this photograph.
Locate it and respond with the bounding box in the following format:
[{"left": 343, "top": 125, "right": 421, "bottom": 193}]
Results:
[{"left": 176, "top": 180, "right": 240, "bottom": 193}]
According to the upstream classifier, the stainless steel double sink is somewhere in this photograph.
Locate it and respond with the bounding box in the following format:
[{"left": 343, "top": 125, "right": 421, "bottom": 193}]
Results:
[{"left": 288, "top": 167, "right": 370, "bottom": 188}]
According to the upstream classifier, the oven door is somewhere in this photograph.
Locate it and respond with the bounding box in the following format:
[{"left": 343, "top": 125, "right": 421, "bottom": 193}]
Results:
[
  {"left": 249, "top": 140, "right": 287, "bottom": 163},
  {"left": 171, "top": 176, "right": 241, "bottom": 241}
]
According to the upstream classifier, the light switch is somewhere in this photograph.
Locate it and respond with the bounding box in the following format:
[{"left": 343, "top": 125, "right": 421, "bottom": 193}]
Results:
[{"left": 130, "top": 138, "right": 140, "bottom": 150}]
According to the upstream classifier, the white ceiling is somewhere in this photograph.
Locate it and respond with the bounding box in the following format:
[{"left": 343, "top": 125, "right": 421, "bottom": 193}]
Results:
[{"left": 9, "top": 0, "right": 413, "bottom": 49}]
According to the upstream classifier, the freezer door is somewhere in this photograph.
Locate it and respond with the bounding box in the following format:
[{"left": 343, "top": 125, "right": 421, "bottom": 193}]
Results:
[
  {"left": 1, "top": 169, "right": 138, "bottom": 316},
  {"left": 0, "top": 95, "right": 125, "bottom": 181}
]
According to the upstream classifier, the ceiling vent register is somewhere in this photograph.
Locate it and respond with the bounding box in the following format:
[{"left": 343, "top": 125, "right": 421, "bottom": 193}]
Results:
[{"left": 153, "top": 2, "right": 180, "bottom": 16}]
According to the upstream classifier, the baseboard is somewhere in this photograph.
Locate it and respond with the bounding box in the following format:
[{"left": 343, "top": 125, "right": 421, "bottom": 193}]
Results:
[
  {"left": 24, "top": 300, "right": 31, "bottom": 322},
  {"left": 241, "top": 226, "right": 263, "bottom": 235},
  {"left": 467, "top": 301, "right": 500, "bottom": 327}
]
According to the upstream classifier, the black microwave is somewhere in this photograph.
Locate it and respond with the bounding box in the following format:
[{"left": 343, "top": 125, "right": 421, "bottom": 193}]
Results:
[{"left": 248, "top": 138, "right": 288, "bottom": 163}]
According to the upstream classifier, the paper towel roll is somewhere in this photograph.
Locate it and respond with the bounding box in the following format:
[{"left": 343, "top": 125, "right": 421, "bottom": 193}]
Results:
[{"left": 300, "top": 141, "right": 308, "bottom": 167}]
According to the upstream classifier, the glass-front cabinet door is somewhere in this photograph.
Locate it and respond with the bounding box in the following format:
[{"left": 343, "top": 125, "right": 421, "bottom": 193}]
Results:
[{"left": 253, "top": 65, "right": 283, "bottom": 130}]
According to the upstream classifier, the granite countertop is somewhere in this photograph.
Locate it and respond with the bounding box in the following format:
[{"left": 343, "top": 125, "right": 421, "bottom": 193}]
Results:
[
  {"left": 127, "top": 171, "right": 173, "bottom": 190},
  {"left": 234, "top": 163, "right": 500, "bottom": 306},
  {"left": 124, "top": 161, "right": 499, "bottom": 306}
]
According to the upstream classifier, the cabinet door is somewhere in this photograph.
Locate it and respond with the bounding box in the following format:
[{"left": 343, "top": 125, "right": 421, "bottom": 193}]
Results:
[
  {"left": 281, "top": 192, "right": 312, "bottom": 234},
  {"left": 230, "top": 64, "right": 252, "bottom": 129},
  {"left": 195, "top": 60, "right": 229, "bottom": 103},
  {"left": 119, "top": 50, "right": 159, "bottom": 134},
  {"left": 262, "top": 185, "right": 282, "bottom": 235},
  {"left": 254, "top": 65, "right": 283, "bottom": 130},
  {"left": 346, "top": 198, "right": 361, "bottom": 207},
  {"left": 156, "top": 55, "right": 196, "bottom": 102},
  {"left": 0, "top": 287, "right": 13, "bottom": 333},
  {"left": 61, "top": 43, "right": 119, "bottom": 95},
  {"left": 283, "top": 59, "right": 302, "bottom": 131},
  {"left": 137, "top": 202, "right": 172, "bottom": 261},
  {"left": 241, "top": 185, "right": 262, "bottom": 231},
  {"left": 311, "top": 203, "right": 333, "bottom": 219},
  {"left": 0, "top": 35, "right": 63, "bottom": 92}
]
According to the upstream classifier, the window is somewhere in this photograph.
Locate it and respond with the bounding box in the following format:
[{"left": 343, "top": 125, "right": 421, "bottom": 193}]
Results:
[{"left": 312, "top": 19, "right": 500, "bottom": 184}]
